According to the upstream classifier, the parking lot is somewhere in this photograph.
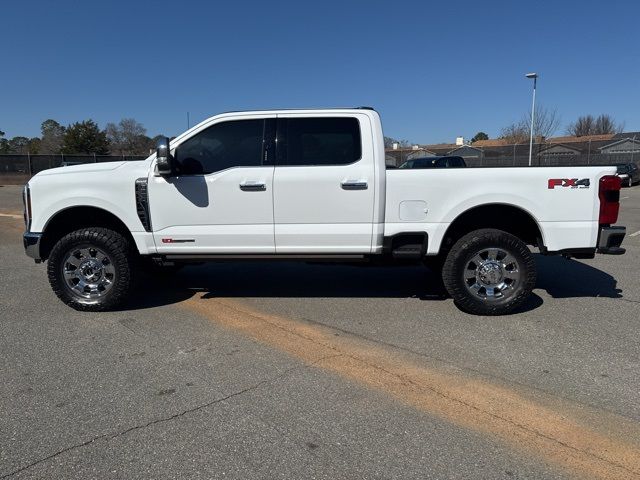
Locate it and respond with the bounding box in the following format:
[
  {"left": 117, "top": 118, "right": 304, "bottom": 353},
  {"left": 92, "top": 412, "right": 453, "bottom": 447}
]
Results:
[{"left": 1, "top": 183, "right": 639, "bottom": 479}]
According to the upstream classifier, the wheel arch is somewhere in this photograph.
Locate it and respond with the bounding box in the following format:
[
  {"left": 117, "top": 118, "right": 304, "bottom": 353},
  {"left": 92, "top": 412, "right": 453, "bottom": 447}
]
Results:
[
  {"left": 40, "top": 206, "right": 138, "bottom": 260},
  {"left": 440, "top": 203, "right": 544, "bottom": 253}
]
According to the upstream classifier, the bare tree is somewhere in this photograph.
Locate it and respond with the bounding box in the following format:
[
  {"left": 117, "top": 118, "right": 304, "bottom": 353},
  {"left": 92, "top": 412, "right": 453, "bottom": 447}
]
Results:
[
  {"left": 594, "top": 114, "right": 624, "bottom": 135},
  {"left": 499, "top": 122, "right": 529, "bottom": 143},
  {"left": 500, "top": 105, "right": 560, "bottom": 143},
  {"left": 566, "top": 114, "right": 624, "bottom": 136},
  {"left": 384, "top": 136, "right": 411, "bottom": 148},
  {"left": 105, "top": 118, "right": 151, "bottom": 155},
  {"left": 529, "top": 106, "right": 560, "bottom": 139}
]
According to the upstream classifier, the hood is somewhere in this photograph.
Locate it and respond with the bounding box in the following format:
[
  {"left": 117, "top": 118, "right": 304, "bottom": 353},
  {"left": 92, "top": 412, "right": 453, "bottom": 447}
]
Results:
[{"left": 35, "top": 161, "right": 127, "bottom": 177}]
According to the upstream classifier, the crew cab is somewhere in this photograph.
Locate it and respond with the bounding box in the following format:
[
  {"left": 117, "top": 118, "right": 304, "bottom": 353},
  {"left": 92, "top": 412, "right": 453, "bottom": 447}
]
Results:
[{"left": 23, "top": 108, "right": 626, "bottom": 315}]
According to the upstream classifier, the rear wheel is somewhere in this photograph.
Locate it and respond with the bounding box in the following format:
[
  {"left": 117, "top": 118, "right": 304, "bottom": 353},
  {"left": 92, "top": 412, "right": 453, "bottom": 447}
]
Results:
[
  {"left": 442, "top": 228, "right": 536, "bottom": 315},
  {"left": 48, "top": 228, "right": 134, "bottom": 311}
]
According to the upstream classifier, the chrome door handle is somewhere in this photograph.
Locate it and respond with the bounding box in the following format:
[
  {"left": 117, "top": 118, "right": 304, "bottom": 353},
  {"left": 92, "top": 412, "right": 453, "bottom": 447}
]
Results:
[
  {"left": 239, "top": 181, "right": 266, "bottom": 192},
  {"left": 341, "top": 180, "right": 368, "bottom": 190}
]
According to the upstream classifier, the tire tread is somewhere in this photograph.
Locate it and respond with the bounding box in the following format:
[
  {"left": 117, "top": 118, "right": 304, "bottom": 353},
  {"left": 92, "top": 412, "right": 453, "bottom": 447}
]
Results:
[
  {"left": 47, "top": 227, "right": 133, "bottom": 311},
  {"left": 442, "top": 228, "right": 536, "bottom": 315}
]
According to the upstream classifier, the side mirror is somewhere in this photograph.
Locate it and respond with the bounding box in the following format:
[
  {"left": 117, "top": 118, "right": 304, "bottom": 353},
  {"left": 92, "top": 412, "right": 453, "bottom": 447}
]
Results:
[{"left": 156, "top": 137, "right": 173, "bottom": 175}]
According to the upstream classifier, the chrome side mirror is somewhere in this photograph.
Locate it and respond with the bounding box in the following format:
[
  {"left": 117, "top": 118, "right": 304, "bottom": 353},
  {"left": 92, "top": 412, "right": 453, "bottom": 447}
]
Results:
[{"left": 156, "top": 137, "right": 173, "bottom": 175}]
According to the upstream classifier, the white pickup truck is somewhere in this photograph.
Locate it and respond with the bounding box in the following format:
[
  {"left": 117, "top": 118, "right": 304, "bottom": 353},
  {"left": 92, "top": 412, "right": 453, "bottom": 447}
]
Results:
[{"left": 23, "top": 108, "right": 626, "bottom": 315}]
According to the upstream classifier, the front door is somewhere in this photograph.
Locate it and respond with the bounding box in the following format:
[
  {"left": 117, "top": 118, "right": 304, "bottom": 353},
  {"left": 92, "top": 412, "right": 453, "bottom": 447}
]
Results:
[
  {"left": 148, "top": 117, "right": 276, "bottom": 254},
  {"left": 273, "top": 114, "right": 376, "bottom": 253}
]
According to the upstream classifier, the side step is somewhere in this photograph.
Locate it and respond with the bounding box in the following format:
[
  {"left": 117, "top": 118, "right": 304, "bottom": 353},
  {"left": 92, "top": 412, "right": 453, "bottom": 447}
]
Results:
[{"left": 383, "top": 233, "right": 428, "bottom": 259}]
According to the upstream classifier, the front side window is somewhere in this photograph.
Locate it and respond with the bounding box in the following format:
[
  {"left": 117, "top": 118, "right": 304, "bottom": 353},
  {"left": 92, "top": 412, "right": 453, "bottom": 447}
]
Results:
[
  {"left": 278, "top": 117, "right": 361, "bottom": 166},
  {"left": 174, "top": 119, "right": 264, "bottom": 175}
]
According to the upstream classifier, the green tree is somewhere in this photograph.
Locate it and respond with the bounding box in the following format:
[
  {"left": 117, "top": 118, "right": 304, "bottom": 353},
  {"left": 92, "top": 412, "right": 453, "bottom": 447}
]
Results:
[
  {"left": 61, "top": 120, "right": 109, "bottom": 154},
  {"left": 28, "top": 137, "right": 41, "bottom": 154},
  {"left": 40, "top": 119, "right": 66, "bottom": 153},
  {"left": 471, "top": 132, "right": 489, "bottom": 143},
  {"left": 8, "top": 136, "right": 30, "bottom": 154}
]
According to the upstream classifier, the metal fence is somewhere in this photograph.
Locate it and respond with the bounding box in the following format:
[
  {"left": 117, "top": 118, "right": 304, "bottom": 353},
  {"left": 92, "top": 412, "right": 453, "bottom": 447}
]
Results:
[
  {"left": 0, "top": 154, "right": 148, "bottom": 184},
  {"left": 0, "top": 154, "right": 147, "bottom": 174},
  {"left": 465, "top": 153, "right": 639, "bottom": 168},
  {"left": 386, "top": 148, "right": 639, "bottom": 169},
  {"left": 1, "top": 151, "right": 638, "bottom": 185}
]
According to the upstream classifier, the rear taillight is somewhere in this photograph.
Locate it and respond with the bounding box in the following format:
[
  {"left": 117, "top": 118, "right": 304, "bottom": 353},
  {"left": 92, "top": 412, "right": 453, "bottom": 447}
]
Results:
[{"left": 598, "top": 175, "right": 621, "bottom": 225}]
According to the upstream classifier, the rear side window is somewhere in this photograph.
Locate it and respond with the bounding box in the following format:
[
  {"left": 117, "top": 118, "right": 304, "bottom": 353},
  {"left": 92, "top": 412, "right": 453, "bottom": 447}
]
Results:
[
  {"left": 277, "top": 117, "right": 361, "bottom": 166},
  {"left": 174, "top": 119, "right": 265, "bottom": 175}
]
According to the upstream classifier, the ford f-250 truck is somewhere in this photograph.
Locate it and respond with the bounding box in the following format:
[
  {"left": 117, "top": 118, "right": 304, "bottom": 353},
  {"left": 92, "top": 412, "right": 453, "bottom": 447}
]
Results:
[{"left": 22, "top": 108, "right": 626, "bottom": 315}]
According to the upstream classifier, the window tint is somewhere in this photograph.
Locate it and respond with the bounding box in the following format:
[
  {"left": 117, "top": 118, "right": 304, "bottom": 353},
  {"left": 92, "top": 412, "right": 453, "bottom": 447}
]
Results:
[
  {"left": 174, "top": 119, "right": 264, "bottom": 175},
  {"left": 278, "top": 117, "right": 361, "bottom": 166}
]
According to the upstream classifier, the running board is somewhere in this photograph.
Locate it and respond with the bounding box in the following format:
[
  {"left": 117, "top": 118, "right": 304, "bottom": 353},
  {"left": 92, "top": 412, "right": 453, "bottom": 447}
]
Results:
[{"left": 161, "top": 254, "right": 367, "bottom": 261}]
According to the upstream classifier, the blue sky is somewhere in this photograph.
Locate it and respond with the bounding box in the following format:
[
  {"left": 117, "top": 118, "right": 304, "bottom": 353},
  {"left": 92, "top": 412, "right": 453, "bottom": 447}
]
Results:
[{"left": 2, "top": 0, "right": 639, "bottom": 144}]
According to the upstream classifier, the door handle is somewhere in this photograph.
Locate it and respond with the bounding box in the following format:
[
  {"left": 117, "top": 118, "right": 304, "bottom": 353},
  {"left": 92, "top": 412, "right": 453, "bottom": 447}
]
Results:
[
  {"left": 239, "top": 181, "right": 266, "bottom": 192},
  {"left": 341, "top": 180, "right": 368, "bottom": 190}
]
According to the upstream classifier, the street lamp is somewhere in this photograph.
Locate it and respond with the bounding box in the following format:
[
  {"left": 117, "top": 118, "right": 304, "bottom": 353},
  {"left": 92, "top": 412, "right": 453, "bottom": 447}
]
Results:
[{"left": 525, "top": 73, "right": 538, "bottom": 167}]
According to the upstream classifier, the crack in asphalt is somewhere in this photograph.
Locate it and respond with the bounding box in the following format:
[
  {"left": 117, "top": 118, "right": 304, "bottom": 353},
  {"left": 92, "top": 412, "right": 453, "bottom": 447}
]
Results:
[{"left": 0, "top": 354, "right": 341, "bottom": 479}]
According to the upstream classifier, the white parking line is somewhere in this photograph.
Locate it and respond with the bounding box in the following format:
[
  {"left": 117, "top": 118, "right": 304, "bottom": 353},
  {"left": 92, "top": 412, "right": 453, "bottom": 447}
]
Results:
[
  {"left": 630, "top": 230, "right": 640, "bottom": 237},
  {"left": 0, "top": 213, "right": 22, "bottom": 219},
  {"left": 621, "top": 196, "right": 629, "bottom": 199}
]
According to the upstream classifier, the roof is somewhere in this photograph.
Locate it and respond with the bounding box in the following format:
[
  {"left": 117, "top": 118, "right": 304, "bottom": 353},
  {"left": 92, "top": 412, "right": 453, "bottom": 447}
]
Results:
[
  {"left": 471, "top": 139, "right": 513, "bottom": 147},
  {"left": 539, "top": 143, "right": 582, "bottom": 154},
  {"left": 598, "top": 138, "right": 640, "bottom": 151},
  {"left": 546, "top": 134, "right": 615, "bottom": 143},
  {"left": 614, "top": 131, "right": 640, "bottom": 140},
  {"left": 421, "top": 143, "right": 459, "bottom": 151}
]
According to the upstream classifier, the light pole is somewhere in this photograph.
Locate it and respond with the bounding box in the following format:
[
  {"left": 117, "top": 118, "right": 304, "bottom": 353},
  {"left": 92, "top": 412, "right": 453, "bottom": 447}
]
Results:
[{"left": 526, "top": 73, "right": 538, "bottom": 166}]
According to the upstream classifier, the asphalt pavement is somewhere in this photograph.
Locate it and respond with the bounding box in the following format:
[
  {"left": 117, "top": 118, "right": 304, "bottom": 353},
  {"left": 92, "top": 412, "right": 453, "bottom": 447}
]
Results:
[{"left": 1, "top": 183, "right": 639, "bottom": 479}]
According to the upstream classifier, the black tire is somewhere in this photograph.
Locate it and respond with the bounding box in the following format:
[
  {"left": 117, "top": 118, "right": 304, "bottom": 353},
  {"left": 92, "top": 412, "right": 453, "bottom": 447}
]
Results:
[
  {"left": 47, "top": 228, "right": 134, "bottom": 311},
  {"left": 442, "top": 228, "right": 536, "bottom": 315}
]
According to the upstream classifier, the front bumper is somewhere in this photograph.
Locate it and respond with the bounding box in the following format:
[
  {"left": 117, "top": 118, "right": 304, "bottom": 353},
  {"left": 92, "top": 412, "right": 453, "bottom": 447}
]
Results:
[
  {"left": 597, "top": 226, "right": 626, "bottom": 255},
  {"left": 23, "top": 232, "right": 43, "bottom": 261}
]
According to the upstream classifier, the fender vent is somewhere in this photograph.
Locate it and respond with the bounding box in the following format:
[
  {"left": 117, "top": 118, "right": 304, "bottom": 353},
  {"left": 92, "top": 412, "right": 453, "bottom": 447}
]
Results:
[{"left": 135, "top": 178, "right": 152, "bottom": 232}]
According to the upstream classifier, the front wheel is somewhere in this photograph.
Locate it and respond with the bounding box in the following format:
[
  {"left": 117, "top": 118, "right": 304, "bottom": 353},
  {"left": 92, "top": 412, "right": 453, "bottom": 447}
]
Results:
[
  {"left": 442, "top": 229, "right": 536, "bottom": 315},
  {"left": 47, "top": 228, "right": 134, "bottom": 311}
]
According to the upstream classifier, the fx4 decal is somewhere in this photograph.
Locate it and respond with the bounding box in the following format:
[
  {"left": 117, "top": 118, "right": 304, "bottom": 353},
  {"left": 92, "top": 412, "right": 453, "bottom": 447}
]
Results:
[{"left": 548, "top": 178, "right": 590, "bottom": 189}]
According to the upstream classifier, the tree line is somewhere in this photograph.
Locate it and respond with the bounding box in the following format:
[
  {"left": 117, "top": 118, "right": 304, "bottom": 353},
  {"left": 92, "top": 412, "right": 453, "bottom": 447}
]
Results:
[
  {"left": 0, "top": 119, "right": 166, "bottom": 156},
  {"left": 495, "top": 110, "right": 624, "bottom": 144}
]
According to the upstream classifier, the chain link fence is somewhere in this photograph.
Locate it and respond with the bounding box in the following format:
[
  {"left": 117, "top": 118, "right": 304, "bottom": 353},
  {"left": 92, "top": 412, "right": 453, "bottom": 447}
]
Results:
[
  {"left": 386, "top": 144, "right": 639, "bottom": 169},
  {"left": 0, "top": 154, "right": 147, "bottom": 184},
  {"left": 2, "top": 150, "right": 639, "bottom": 185}
]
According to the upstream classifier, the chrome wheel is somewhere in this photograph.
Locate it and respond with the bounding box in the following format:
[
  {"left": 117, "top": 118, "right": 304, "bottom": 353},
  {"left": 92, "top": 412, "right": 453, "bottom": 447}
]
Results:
[
  {"left": 463, "top": 247, "right": 520, "bottom": 300},
  {"left": 61, "top": 247, "right": 116, "bottom": 300}
]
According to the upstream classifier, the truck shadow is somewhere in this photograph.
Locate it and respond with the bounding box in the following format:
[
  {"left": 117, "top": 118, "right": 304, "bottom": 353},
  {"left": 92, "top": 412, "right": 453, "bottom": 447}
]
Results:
[
  {"left": 534, "top": 254, "right": 622, "bottom": 299},
  {"left": 125, "top": 254, "right": 622, "bottom": 311}
]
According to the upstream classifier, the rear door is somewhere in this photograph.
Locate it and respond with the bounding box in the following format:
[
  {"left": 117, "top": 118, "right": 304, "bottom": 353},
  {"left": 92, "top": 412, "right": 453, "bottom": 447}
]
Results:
[{"left": 273, "top": 114, "right": 375, "bottom": 253}]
